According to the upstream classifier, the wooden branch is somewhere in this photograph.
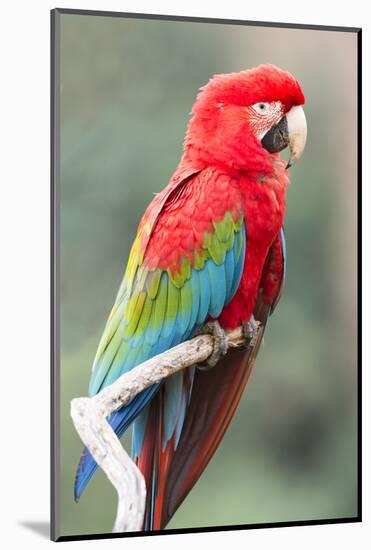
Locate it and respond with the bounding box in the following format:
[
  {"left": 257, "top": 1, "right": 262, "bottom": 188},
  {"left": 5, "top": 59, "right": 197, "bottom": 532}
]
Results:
[{"left": 70, "top": 326, "right": 248, "bottom": 533}]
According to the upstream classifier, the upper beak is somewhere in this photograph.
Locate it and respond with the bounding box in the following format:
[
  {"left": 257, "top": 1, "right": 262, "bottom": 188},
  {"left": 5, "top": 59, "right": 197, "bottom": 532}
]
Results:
[
  {"left": 285, "top": 105, "right": 307, "bottom": 169},
  {"left": 261, "top": 105, "right": 307, "bottom": 169}
]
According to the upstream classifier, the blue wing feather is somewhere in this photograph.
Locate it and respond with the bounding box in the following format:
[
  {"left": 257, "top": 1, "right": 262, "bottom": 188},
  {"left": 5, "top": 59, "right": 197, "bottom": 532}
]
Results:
[
  {"left": 229, "top": 229, "right": 246, "bottom": 300},
  {"left": 197, "top": 268, "right": 211, "bottom": 324},
  {"left": 207, "top": 261, "right": 227, "bottom": 318},
  {"left": 75, "top": 221, "right": 247, "bottom": 501}
]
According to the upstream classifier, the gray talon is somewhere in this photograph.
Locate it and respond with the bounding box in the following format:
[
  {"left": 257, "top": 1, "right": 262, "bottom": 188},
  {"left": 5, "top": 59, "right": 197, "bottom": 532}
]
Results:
[
  {"left": 197, "top": 320, "right": 228, "bottom": 370},
  {"left": 242, "top": 315, "right": 260, "bottom": 348}
]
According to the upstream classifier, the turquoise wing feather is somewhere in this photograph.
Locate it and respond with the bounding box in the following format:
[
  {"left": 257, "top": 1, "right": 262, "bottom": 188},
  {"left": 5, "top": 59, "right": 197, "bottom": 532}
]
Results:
[{"left": 75, "top": 179, "right": 246, "bottom": 501}]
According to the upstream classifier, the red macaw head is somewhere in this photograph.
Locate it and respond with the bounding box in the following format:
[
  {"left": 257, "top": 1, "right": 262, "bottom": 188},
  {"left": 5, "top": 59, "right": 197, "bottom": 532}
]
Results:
[{"left": 184, "top": 64, "right": 307, "bottom": 174}]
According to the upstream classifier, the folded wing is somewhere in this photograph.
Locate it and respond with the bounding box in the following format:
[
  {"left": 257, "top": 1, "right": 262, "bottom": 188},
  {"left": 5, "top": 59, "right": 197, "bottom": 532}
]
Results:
[{"left": 74, "top": 168, "right": 246, "bottom": 505}]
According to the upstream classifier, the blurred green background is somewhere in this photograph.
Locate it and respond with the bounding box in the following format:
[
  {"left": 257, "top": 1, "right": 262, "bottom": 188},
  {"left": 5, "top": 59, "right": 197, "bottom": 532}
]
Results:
[{"left": 58, "top": 13, "right": 358, "bottom": 537}]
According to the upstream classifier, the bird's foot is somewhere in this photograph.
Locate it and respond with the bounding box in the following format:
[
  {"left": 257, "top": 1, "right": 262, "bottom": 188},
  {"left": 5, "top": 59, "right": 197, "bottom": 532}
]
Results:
[
  {"left": 196, "top": 320, "right": 229, "bottom": 370},
  {"left": 242, "top": 315, "right": 261, "bottom": 349}
]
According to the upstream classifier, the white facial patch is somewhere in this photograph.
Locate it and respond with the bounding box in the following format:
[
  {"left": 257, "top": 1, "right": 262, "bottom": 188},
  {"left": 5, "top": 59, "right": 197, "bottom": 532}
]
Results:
[{"left": 247, "top": 100, "right": 283, "bottom": 140}]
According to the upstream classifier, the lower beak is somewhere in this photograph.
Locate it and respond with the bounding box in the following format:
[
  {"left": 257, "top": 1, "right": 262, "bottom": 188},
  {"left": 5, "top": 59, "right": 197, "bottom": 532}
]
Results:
[{"left": 261, "top": 105, "right": 307, "bottom": 169}]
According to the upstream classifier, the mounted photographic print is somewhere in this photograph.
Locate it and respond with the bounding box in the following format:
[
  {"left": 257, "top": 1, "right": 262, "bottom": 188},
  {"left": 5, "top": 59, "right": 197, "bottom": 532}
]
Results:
[{"left": 51, "top": 8, "right": 361, "bottom": 542}]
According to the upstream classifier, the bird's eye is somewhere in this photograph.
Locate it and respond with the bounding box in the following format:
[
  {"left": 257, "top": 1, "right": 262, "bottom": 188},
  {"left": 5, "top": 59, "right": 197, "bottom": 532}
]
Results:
[{"left": 252, "top": 102, "right": 270, "bottom": 114}]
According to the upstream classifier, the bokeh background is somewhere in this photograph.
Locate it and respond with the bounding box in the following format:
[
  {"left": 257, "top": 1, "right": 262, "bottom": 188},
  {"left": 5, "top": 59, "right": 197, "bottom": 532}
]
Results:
[{"left": 58, "top": 13, "right": 358, "bottom": 537}]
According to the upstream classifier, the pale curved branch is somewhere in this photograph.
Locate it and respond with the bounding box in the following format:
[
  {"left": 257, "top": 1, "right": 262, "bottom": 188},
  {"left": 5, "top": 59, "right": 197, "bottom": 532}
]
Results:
[{"left": 70, "top": 326, "right": 249, "bottom": 533}]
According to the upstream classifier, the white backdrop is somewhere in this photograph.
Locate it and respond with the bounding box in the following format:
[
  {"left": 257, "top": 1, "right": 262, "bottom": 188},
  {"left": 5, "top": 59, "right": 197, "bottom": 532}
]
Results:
[{"left": 0, "top": 1, "right": 368, "bottom": 548}]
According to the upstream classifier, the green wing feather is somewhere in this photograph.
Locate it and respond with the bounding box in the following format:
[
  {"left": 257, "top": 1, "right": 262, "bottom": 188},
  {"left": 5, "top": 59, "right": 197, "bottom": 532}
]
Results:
[{"left": 88, "top": 210, "right": 246, "bottom": 397}]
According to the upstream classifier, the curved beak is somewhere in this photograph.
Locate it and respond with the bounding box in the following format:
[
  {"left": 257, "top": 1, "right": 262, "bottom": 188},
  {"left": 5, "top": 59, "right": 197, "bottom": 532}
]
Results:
[
  {"left": 261, "top": 105, "right": 307, "bottom": 169},
  {"left": 285, "top": 105, "right": 307, "bottom": 168}
]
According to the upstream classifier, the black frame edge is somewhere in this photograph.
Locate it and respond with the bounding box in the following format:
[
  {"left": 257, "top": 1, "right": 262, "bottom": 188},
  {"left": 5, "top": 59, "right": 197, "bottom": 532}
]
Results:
[
  {"left": 56, "top": 516, "right": 361, "bottom": 543},
  {"left": 51, "top": 7, "right": 61, "bottom": 543},
  {"left": 356, "top": 27, "right": 362, "bottom": 522},
  {"left": 53, "top": 7, "right": 361, "bottom": 33}
]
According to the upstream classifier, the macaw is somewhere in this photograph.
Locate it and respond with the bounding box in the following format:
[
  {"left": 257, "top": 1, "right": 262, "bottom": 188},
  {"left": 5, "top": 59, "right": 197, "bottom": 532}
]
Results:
[{"left": 74, "top": 64, "right": 307, "bottom": 530}]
